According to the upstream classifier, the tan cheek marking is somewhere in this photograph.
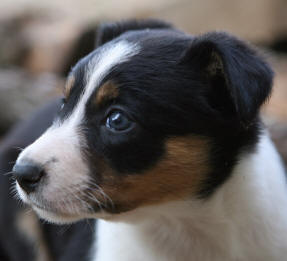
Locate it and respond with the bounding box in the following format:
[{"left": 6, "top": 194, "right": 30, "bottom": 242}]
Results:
[
  {"left": 64, "top": 75, "right": 75, "bottom": 98},
  {"left": 96, "top": 135, "right": 210, "bottom": 212},
  {"left": 95, "top": 81, "right": 119, "bottom": 107}
]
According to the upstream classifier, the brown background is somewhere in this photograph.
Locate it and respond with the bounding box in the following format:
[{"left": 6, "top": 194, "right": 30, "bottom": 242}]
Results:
[{"left": 0, "top": 0, "right": 286, "bottom": 161}]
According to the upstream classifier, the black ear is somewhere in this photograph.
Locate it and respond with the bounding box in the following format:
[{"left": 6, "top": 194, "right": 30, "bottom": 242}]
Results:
[
  {"left": 182, "top": 32, "right": 273, "bottom": 125},
  {"left": 96, "top": 19, "right": 172, "bottom": 47}
]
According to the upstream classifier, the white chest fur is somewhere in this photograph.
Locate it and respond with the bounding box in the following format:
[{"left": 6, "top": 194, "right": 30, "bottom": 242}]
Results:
[{"left": 91, "top": 133, "right": 287, "bottom": 261}]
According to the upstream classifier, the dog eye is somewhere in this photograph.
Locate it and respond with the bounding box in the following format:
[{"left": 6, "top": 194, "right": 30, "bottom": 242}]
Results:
[
  {"left": 106, "top": 111, "right": 133, "bottom": 131},
  {"left": 60, "top": 98, "right": 66, "bottom": 110}
]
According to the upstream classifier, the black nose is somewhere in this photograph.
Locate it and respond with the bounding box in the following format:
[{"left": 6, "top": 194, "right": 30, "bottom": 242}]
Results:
[{"left": 12, "top": 163, "right": 45, "bottom": 193}]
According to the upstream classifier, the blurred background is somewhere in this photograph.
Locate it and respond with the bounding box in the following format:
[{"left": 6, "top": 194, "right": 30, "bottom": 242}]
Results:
[
  {"left": 0, "top": 0, "right": 287, "bottom": 155},
  {"left": 0, "top": 0, "right": 287, "bottom": 161},
  {"left": 0, "top": 0, "right": 286, "bottom": 166},
  {"left": 0, "top": 1, "right": 286, "bottom": 260}
]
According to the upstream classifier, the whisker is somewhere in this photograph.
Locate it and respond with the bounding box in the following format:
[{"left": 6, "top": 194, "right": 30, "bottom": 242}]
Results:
[
  {"left": 86, "top": 219, "right": 96, "bottom": 233},
  {"left": 9, "top": 160, "right": 16, "bottom": 165},
  {"left": 3, "top": 171, "right": 14, "bottom": 176},
  {"left": 82, "top": 179, "right": 115, "bottom": 210},
  {"left": 70, "top": 188, "right": 94, "bottom": 212},
  {"left": 24, "top": 208, "right": 34, "bottom": 215},
  {"left": 82, "top": 190, "right": 104, "bottom": 211},
  {"left": 13, "top": 146, "right": 24, "bottom": 152},
  {"left": 72, "top": 183, "right": 104, "bottom": 211}
]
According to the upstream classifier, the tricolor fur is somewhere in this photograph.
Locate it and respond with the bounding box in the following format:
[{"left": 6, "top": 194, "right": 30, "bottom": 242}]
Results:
[{"left": 13, "top": 20, "right": 287, "bottom": 260}]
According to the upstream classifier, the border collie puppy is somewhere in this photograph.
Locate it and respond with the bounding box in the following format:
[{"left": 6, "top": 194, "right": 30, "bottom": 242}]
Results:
[{"left": 12, "top": 20, "right": 287, "bottom": 260}]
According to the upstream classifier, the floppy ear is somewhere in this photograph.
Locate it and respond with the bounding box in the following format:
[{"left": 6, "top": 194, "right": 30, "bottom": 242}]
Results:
[
  {"left": 96, "top": 19, "right": 172, "bottom": 47},
  {"left": 181, "top": 32, "right": 273, "bottom": 125}
]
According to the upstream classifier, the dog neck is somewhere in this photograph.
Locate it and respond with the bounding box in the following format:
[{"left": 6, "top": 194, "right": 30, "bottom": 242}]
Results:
[{"left": 93, "top": 132, "right": 287, "bottom": 261}]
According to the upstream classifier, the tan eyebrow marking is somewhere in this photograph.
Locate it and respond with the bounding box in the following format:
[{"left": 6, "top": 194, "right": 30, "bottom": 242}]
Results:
[
  {"left": 95, "top": 81, "right": 119, "bottom": 107},
  {"left": 64, "top": 75, "right": 75, "bottom": 98}
]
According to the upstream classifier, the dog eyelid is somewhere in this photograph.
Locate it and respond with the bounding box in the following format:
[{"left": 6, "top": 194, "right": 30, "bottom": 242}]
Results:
[{"left": 105, "top": 110, "right": 132, "bottom": 130}]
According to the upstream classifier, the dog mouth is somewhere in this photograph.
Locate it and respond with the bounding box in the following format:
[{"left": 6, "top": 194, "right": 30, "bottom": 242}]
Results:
[
  {"left": 31, "top": 204, "right": 89, "bottom": 224},
  {"left": 15, "top": 181, "right": 112, "bottom": 222},
  {"left": 29, "top": 196, "right": 90, "bottom": 215},
  {"left": 26, "top": 196, "right": 105, "bottom": 223},
  {"left": 30, "top": 197, "right": 115, "bottom": 223}
]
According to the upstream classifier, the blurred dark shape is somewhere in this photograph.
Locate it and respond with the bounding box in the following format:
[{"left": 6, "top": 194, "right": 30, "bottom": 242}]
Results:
[
  {"left": 268, "top": 36, "right": 287, "bottom": 54},
  {"left": 0, "top": 98, "right": 95, "bottom": 261},
  {"left": 0, "top": 13, "right": 99, "bottom": 257},
  {"left": 0, "top": 16, "right": 100, "bottom": 136},
  {"left": 61, "top": 25, "right": 97, "bottom": 76}
]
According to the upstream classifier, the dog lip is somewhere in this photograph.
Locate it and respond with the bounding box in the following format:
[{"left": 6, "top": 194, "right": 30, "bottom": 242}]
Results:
[
  {"left": 29, "top": 198, "right": 58, "bottom": 213},
  {"left": 32, "top": 203, "right": 73, "bottom": 218},
  {"left": 31, "top": 199, "right": 97, "bottom": 216},
  {"left": 31, "top": 201, "right": 48, "bottom": 211}
]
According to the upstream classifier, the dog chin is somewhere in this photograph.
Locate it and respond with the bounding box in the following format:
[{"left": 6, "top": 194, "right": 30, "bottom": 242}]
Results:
[
  {"left": 16, "top": 182, "right": 115, "bottom": 223},
  {"left": 16, "top": 182, "right": 86, "bottom": 224},
  {"left": 33, "top": 206, "right": 115, "bottom": 224},
  {"left": 32, "top": 206, "right": 85, "bottom": 224}
]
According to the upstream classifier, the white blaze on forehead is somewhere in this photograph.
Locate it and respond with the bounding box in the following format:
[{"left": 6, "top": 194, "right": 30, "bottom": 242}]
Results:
[
  {"left": 15, "top": 40, "right": 140, "bottom": 211},
  {"left": 65, "top": 40, "right": 140, "bottom": 127},
  {"left": 17, "top": 41, "right": 139, "bottom": 167}
]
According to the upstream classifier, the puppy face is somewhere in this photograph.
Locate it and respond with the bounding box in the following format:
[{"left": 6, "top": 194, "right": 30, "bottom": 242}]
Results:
[{"left": 14, "top": 20, "right": 273, "bottom": 223}]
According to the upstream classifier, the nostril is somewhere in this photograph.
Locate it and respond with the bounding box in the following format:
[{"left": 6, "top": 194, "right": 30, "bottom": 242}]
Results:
[
  {"left": 22, "top": 170, "right": 44, "bottom": 183},
  {"left": 12, "top": 163, "right": 45, "bottom": 193}
]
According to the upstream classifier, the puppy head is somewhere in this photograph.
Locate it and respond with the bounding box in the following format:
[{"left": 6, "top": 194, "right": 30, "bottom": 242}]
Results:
[{"left": 14, "top": 20, "right": 273, "bottom": 223}]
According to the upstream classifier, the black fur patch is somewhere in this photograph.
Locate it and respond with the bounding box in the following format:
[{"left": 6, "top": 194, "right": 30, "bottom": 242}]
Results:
[{"left": 63, "top": 20, "right": 273, "bottom": 198}]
